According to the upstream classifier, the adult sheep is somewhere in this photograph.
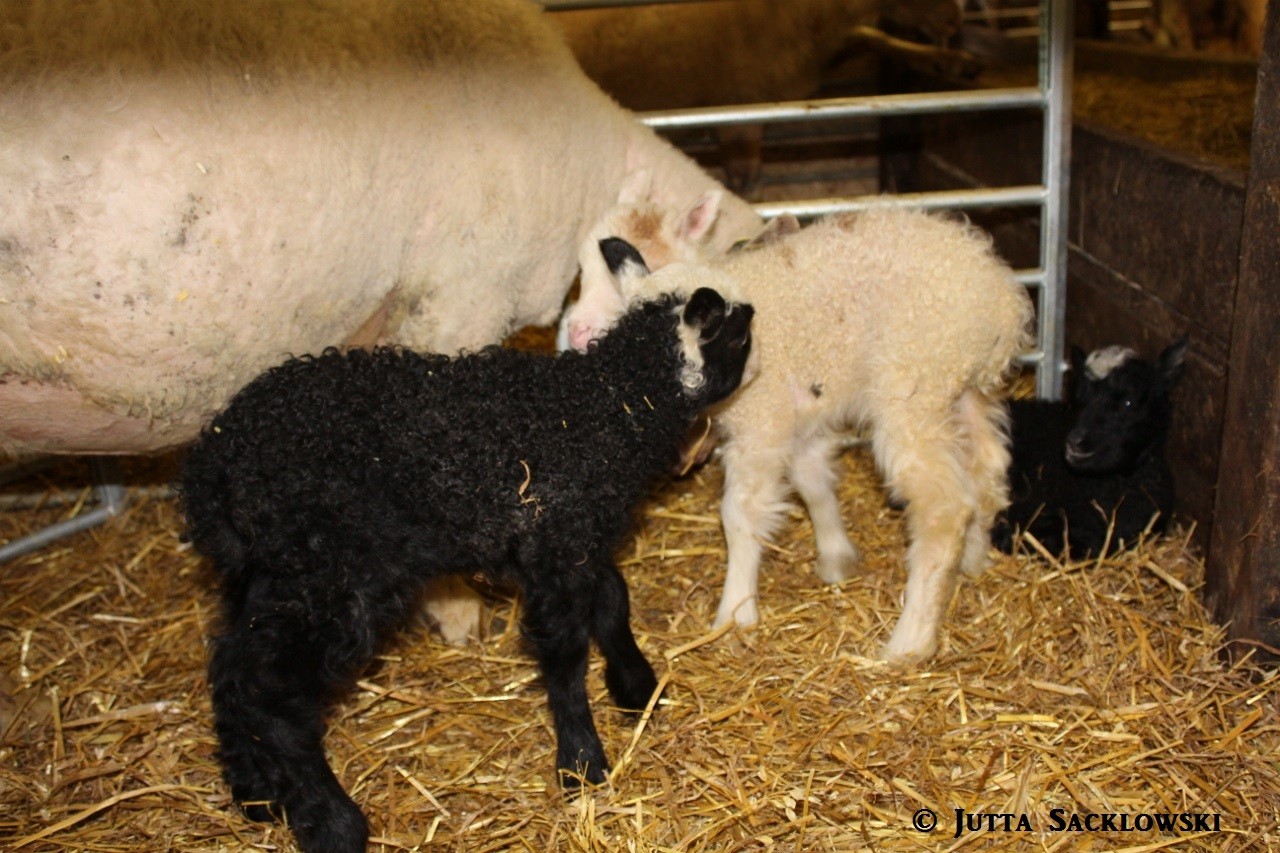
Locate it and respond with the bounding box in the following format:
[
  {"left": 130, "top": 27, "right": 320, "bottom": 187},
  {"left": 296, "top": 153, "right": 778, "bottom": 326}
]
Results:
[
  {"left": 0, "top": 0, "right": 761, "bottom": 457},
  {"left": 553, "top": 0, "right": 975, "bottom": 192}
]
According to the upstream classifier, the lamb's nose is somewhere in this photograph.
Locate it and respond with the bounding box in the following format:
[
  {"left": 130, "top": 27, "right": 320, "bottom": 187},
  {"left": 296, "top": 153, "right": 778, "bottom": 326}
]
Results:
[{"left": 1065, "top": 431, "right": 1092, "bottom": 463}]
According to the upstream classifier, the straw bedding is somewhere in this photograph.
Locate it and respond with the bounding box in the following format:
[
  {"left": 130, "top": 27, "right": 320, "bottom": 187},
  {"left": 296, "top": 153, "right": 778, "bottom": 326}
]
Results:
[{"left": 2, "top": 437, "right": 1279, "bottom": 851}]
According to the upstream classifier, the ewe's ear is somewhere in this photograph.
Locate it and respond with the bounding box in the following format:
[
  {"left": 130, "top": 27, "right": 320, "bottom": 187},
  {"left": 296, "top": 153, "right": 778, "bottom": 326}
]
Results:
[
  {"left": 617, "top": 168, "right": 653, "bottom": 204},
  {"left": 759, "top": 212, "right": 800, "bottom": 242},
  {"left": 679, "top": 191, "right": 723, "bottom": 244},
  {"left": 683, "top": 287, "right": 727, "bottom": 341},
  {"left": 730, "top": 213, "right": 800, "bottom": 253},
  {"left": 599, "top": 237, "right": 650, "bottom": 279},
  {"left": 1159, "top": 337, "right": 1189, "bottom": 387}
]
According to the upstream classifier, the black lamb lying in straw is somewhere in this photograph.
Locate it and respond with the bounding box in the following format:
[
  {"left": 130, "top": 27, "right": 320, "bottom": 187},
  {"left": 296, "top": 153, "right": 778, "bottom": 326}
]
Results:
[
  {"left": 179, "top": 239, "right": 754, "bottom": 853},
  {"left": 992, "top": 338, "right": 1188, "bottom": 560}
]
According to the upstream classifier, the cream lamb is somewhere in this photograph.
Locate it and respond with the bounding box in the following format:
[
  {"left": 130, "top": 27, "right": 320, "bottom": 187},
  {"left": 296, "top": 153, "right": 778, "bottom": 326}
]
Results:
[{"left": 566, "top": 194, "right": 1033, "bottom": 662}]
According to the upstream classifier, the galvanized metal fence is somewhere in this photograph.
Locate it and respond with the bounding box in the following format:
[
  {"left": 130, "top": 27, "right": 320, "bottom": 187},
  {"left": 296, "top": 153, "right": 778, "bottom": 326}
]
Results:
[{"left": 545, "top": 0, "right": 1075, "bottom": 399}]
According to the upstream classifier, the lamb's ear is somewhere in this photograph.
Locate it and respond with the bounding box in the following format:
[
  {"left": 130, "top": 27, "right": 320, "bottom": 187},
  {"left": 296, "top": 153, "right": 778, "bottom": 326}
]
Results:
[
  {"left": 679, "top": 191, "right": 723, "bottom": 244},
  {"left": 599, "top": 237, "right": 650, "bottom": 279},
  {"left": 683, "top": 287, "right": 727, "bottom": 341},
  {"left": 1158, "top": 337, "right": 1189, "bottom": 387},
  {"left": 617, "top": 168, "right": 653, "bottom": 204}
]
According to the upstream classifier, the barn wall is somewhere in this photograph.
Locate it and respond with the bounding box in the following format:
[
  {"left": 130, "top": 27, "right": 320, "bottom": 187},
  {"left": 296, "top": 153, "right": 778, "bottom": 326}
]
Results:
[{"left": 1205, "top": 7, "right": 1280, "bottom": 657}]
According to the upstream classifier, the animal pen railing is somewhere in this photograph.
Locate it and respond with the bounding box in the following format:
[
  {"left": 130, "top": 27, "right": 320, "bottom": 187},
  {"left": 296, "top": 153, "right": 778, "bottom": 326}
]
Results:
[{"left": 545, "top": 0, "right": 1075, "bottom": 402}]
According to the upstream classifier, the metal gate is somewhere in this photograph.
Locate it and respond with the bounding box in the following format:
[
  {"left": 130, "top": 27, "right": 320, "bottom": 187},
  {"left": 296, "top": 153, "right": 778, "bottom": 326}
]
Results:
[{"left": 545, "top": 0, "right": 1075, "bottom": 399}]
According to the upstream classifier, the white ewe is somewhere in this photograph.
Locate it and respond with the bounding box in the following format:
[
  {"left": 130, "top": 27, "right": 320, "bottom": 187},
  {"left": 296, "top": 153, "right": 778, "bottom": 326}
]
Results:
[{"left": 0, "top": 0, "right": 761, "bottom": 456}]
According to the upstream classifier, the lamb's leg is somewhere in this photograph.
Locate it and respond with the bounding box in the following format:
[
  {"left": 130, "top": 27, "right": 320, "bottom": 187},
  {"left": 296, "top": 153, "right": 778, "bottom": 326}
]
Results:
[
  {"left": 590, "top": 562, "right": 659, "bottom": 712},
  {"left": 790, "top": 432, "right": 859, "bottom": 584},
  {"left": 208, "top": 590, "right": 369, "bottom": 853},
  {"left": 872, "top": 403, "right": 974, "bottom": 662},
  {"left": 956, "top": 389, "right": 1013, "bottom": 578},
  {"left": 522, "top": 586, "right": 608, "bottom": 787},
  {"left": 715, "top": 445, "right": 790, "bottom": 629}
]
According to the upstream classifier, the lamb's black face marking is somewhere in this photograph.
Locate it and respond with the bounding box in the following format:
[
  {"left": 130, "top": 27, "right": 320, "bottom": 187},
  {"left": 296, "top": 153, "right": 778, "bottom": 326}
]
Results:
[
  {"left": 683, "top": 287, "right": 754, "bottom": 406},
  {"left": 1065, "top": 339, "right": 1187, "bottom": 473},
  {"left": 599, "top": 237, "right": 649, "bottom": 278}
]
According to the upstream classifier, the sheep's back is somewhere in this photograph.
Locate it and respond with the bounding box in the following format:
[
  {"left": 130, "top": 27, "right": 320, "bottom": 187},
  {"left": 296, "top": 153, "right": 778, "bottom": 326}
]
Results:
[
  {"left": 718, "top": 208, "right": 1031, "bottom": 431},
  {"left": 181, "top": 316, "right": 696, "bottom": 579}
]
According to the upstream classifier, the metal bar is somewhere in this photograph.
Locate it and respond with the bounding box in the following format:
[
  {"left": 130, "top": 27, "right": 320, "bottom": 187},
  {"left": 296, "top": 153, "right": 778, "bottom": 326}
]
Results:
[
  {"left": 1036, "top": 0, "right": 1075, "bottom": 399},
  {"left": 541, "top": 0, "right": 733, "bottom": 9},
  {"left": 963, "top": 7, "right": 1041, "bottom": 22},
  {"left": 1016, "top": 350, "right": 1048, "bottom": 367},
  {"left": 752, "top": 185, "right": 1045, "bottom": 220},
  {"left": 1014, "top": 268, "right": 1046, "bottom": 288},
  {"left": 0, "top": 457, "right": 128, "bottom": 564},
  {"left": 639, "top": 88, "right": 1043, "bottom": 131}
]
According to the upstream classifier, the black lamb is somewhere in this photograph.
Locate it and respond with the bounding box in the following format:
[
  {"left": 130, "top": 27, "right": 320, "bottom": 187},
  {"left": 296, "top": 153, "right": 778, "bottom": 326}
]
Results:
[
  {"left": 992, "top": 338, "right": 1188, "bottom": 560},
  {"left": 178, "top": 239, "right": 754, "bottom": 853}
]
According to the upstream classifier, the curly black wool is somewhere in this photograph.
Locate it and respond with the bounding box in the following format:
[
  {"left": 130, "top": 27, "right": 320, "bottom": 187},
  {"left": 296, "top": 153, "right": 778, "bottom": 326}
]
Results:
[
  {"left": 993, "top": 339, "right": 1186, "bottom": 560},
  {"left": 179, "top": 286, "right": 752, "bottom": 853}
]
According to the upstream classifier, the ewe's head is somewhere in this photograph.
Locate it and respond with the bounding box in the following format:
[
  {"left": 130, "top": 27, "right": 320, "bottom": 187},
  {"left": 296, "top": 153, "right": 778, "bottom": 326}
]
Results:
[
  {"left": 600, "top": 237, "right": 754, "bottom": 407},
  {"left": 1064, "top": 339, "right": 1189, "bottom": 473},
  {"left": 559, "top": 169, "right": 724, "bottom": 353}
]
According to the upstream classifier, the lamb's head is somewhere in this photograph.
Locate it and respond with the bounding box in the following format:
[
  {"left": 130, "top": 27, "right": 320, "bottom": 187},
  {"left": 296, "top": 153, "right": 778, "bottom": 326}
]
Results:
[
  {"left": 1064, "top": 338, "right": 1189, "bottom": 473},
  {"left": 600, "top": 236, "right": 755, "bottom": 407},
  {"left": 560, "top": 170, "right": 795, "bottom": 354},
  {"left": 559, "top": 169, "right": 725, "bottom": 353}
]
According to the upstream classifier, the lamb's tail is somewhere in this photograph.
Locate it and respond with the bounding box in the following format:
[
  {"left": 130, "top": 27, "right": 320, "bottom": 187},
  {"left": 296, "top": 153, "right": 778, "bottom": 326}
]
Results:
[{"left": 976, "top": 271, "right": 1037, "bottom": 394}]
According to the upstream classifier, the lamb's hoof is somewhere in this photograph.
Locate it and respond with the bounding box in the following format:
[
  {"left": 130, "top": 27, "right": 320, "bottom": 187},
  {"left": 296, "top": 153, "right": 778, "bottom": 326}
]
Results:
[
  {"left": 291, "top": 796, "right": 369, "bottom": 853},
  {"left": 237, "top": 800, "right": 280, "bottom": 824},
  {"left": 815, "top": 549, "right": 859, "bottom": 585},
  {"left": 959, "top": 552, "right": 992, "bottom": 579},
  {"left": 878, "top": 627, "right": 937, "bottom": 664},
  {"left": 712, "top": 598, "right": 759, "bottom": 631},
  {"left": 877, "top": 642, "right": 934, "bottom": 665},
  {"left": 558, "top": 760, "right": 609, "bottom": 794},
  {"left": 607, "top": 662, "right": 660, "bottom": 713}
]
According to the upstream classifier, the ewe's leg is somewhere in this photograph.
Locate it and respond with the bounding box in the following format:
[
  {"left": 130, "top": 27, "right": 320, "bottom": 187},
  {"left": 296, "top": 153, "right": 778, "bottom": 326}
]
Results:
[
  {"left": 956, "top": 389, "right": 1013, "bottom": 578},
  {"left": 590, "top": 562, "right": 658, "bottom": 712},
  {"left": 715, "top": 445, "right": 791, "bottom": 629},
  {"left": 421, "top": 574, "right": 484, "bottom": 645},
  {"left": 872, "top": 402, "right": 974, "bottom": 662},
  {"left": 209, "top": 578, "right": 372, "bottom": 853},
  {"left": 790, "top": 432, "right": 859, "bottom": 584},
  {"left": 522, "top": 586, "right": 608, "bottom": 787}
]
